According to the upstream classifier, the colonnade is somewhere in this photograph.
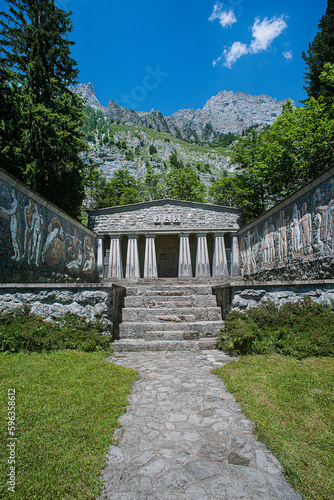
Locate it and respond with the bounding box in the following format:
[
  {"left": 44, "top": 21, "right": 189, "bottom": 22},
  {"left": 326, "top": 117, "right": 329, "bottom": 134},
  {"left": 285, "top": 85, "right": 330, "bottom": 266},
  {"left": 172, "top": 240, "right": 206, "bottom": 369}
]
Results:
[{"left": 97, "top": 233, "right": 240, "bottom": 280}]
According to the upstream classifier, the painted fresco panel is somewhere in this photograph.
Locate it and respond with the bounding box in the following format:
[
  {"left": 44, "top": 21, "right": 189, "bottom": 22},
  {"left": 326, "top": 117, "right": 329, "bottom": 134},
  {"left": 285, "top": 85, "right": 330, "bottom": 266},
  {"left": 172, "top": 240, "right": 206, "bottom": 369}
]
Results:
[
  {"left": 238, "top": 173, "right": 334, "bottom": 280},
  {"left": 0, "top": 178, "right": 96, "bottom": 282}
]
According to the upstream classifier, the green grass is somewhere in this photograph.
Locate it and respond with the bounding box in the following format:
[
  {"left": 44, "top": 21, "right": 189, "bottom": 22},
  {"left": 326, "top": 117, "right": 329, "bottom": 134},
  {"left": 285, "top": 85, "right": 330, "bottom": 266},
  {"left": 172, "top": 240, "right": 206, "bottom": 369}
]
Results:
[
  {"left": 0, "top": 351, "right": 137, "bottom": 499},
  {"left": 214, "top": 355, "right": 334, "bottom": 500}
]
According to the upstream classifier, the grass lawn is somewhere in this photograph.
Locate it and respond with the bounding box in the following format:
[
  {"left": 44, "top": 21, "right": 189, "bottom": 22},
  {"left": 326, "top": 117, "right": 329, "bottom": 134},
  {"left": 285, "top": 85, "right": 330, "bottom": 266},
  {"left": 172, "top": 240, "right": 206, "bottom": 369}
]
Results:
[
  {"left": 214, "top": 355, "right": 334, "bottom": 500},
  {"left": 0, "top": 350, "right": 137, "bottom": 500}
]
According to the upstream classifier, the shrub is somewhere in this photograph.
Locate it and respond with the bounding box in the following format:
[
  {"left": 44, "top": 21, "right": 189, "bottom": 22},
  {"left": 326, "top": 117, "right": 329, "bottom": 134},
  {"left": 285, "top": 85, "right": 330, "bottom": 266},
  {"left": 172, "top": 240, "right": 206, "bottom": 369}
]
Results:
[
  {"left": 149, "top": 144, "right": 157, "bottom": 155},
  {"left": 0, "top": 313, "right": 111, "bottom": 353},
  {"left": 218, "top": 297, "right": 334, "bottom": 358}
]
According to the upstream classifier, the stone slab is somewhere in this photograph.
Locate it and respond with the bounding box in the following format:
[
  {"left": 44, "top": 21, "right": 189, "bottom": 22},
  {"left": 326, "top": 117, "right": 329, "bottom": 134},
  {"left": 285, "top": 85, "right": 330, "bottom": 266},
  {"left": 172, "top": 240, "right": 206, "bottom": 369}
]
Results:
[
  {"left": 122, "top": 307, "right": 222, "bottom": 322},
  {"left": 112, "top": 339, "right": 217, "bottom": 352},
  {"left": 119, "top": 321, "right": 223, "bottom": 338},
  {"left": 124, "top": 295, "right": 218, "bottom": 308}
]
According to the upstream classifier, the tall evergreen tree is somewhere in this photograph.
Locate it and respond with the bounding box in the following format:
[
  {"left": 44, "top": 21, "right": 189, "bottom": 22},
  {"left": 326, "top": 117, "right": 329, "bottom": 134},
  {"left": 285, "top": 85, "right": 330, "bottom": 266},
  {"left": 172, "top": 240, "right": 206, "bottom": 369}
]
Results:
[
  {"left": 0, "top": 0, "right": 86, "bottom": 217},
  {"left": 302, "top": 0, "right": 334, "bottom": 100}
]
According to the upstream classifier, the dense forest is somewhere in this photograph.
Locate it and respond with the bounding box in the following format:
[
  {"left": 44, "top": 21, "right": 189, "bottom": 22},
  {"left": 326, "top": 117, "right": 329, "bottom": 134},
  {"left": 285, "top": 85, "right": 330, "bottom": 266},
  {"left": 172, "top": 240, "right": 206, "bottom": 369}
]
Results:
[{"left": 1, "top": 0, "right": 333, "bottom": 223}]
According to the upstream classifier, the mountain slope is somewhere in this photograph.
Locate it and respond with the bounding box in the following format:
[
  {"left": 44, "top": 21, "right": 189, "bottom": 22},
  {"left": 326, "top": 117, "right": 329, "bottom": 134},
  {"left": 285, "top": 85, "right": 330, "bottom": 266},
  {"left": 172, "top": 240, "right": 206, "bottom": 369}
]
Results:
[{"left": 72, "top": 83, "right": 294, "bottom": 143}]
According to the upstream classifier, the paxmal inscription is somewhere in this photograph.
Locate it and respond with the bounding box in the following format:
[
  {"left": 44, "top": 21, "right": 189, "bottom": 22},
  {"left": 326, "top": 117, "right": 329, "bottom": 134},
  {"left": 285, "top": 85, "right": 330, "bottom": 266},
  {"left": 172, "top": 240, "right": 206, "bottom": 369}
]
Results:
[{"left": 154, "top": 213, "right": 181, "bottom": 225}]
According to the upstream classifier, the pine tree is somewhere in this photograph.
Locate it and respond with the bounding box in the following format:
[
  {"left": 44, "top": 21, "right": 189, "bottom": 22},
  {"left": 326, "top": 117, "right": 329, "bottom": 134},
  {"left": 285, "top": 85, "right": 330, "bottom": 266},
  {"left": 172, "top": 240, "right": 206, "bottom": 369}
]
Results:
[
  {"left": 302, "top": 0, "right": 334, "bottom": 100},
  {"left": 0, "top": 0, "right": 86, "bottom": 217}
]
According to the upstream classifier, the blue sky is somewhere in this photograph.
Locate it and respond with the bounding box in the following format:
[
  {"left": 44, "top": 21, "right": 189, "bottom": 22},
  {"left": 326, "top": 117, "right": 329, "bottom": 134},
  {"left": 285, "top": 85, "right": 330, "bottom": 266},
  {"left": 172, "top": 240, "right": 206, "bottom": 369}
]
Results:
[{"left": 2, "top": 0, "right": 329, "bottom": 114}]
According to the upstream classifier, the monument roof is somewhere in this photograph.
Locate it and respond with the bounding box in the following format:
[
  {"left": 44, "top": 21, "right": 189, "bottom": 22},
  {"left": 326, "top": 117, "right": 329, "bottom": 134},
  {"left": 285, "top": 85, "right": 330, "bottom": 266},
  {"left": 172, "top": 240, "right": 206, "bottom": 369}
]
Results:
[{"left": 88, "top": 198, "right": 241, "bottom": 216}]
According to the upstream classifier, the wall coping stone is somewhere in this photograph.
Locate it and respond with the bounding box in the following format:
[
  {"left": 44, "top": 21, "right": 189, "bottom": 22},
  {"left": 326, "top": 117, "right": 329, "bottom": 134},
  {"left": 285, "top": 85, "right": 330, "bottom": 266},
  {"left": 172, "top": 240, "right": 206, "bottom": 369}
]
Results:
[
  {"left": 238, "top": 165, "right": 334, "bottom": 236},
  {"left": 0, "top": 167, "right": 96, "bottom": 237},
  {"left": 0, "top": 283, "right": 124, "bottom": 290},
  {"left": 227, "top": 279, "right": 334, "bottom": 288}
]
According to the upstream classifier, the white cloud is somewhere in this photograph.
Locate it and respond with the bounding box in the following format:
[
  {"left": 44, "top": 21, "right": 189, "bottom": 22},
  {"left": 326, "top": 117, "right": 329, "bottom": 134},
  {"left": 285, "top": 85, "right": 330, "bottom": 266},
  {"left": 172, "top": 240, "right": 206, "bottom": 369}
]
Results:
[
  {"left": 283, "top": 50, "right": 293, "bottom": 61},
  {"left": 216, "top": 41, "right": 249, "bottom": 68},
  {"left": 249, "top": 15, "right": 287, "bottom": 53},
  {"left": 213, "top": 14, "right": 288, "bottom": 68},
  {"left": 209, "top": 3, "right": 237, "bottom": 28}
]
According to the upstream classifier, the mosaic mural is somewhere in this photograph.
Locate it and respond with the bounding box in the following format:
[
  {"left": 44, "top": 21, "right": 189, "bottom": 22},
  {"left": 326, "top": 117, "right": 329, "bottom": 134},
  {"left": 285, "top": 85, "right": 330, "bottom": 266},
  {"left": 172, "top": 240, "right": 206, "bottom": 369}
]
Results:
[
  {"left": 238, "top": 172, "right": 334, "bottom": 280},
  {"left": 0, "top": 179, "right": 96, "bottom": 282}
]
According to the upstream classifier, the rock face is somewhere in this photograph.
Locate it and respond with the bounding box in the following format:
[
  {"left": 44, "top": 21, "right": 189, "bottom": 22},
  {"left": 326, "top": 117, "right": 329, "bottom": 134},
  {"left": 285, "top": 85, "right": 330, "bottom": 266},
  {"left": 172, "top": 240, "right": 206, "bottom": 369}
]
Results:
[
  {"left": 170, "top": 91, "right": 293, "bottom": 139},
  {"left": 69, "top": 82, "right": 106, "bottom": 111},
  {"left": 71, "top": 83, "right": 294, "bottom": 142}
]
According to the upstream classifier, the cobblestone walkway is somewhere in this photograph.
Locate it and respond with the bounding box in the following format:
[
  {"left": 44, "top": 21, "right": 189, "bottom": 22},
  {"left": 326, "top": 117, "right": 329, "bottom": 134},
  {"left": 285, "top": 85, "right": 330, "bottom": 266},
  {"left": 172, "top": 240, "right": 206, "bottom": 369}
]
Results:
[{"left": 97, "top": 350, "right": 301, "bottom": 500}]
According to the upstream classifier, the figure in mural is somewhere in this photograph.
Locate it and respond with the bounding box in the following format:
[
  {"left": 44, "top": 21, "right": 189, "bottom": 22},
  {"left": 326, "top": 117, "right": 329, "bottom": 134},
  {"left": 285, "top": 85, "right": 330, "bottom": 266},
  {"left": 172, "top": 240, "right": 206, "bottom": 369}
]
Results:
[
  {"left": 314, "top": 188, "right": 329, "bottom": 253},
  {"left": 82, "top": 237, "right": 95, "bottom": 272},
  {"left": 246, "top": 230, "right": 257, "bottom": 274},
  {"left": 66, "top": 229, "right": 83, "bottom": 270},
  {"left": 291, "top": 203, "right": 302, "bottom": 256},
  {"left": 268, "top": 218, "right": 275, "bottom": 266},
  {"left": 263, "top": 220, "right": 275, "bottom": 267},
  {"left": 0, "top": 189, "right": 21, "bottom": 262},
  {"left": 22, "top": 200, "right": 34, "bottom": 260},
  {"left": 327, "top": 179, "right": 334, "bottom": 253},
  {"left": 277, "top": 210, "right": 288, "bottom": 264},
  {"left": 240, "top": 236, "right": 247, "bottom": 275},
  {"left": 42, "top": 217, "right": 65, "bottom": 266},
  {"left": 300, "top": 202, "right": 313, "bottom": 257},
  {"left": 29, "top": 203, "right": 44, "bottom": 266},
  {"left": 262, "top": 222, "right": 270, "bottom": 266}
]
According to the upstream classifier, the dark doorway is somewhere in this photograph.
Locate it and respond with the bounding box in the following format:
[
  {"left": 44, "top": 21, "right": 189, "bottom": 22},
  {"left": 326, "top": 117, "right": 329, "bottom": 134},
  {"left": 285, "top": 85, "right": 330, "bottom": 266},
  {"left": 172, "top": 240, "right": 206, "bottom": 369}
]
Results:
[{"left": 155, "top": 235, "right": 179, "bottom": 277}]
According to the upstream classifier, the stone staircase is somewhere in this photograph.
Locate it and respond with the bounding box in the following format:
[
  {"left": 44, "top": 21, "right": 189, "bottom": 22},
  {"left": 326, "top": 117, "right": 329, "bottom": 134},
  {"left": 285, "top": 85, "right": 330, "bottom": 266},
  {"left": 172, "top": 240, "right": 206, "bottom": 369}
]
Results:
[{"left": 112, "top": 280, "right": 223, "bottom": 351}]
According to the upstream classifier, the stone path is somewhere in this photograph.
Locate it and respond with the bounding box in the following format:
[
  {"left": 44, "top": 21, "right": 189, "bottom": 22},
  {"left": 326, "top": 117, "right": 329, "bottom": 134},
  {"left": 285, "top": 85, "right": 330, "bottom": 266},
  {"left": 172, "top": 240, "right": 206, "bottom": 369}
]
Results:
[{"left": 97, "top": 351, "right": 301, "bottom": 500}]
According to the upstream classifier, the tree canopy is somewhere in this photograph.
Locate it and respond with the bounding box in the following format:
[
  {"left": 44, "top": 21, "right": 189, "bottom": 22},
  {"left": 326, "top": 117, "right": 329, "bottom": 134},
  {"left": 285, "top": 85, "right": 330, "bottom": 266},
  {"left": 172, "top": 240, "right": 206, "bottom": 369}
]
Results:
[
  {"left": 302, "top": 0, "right": 334, "bottom": 100},
  {"left": 0, "top": 0, "right": 86, "bottom": 217}
]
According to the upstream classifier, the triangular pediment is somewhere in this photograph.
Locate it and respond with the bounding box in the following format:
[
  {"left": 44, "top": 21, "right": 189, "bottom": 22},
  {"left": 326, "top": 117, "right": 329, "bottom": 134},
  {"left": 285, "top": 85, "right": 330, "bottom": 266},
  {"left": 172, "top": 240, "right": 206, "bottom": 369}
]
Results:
[{"left": 88, "top": 199, "right": 243, "bottom": 234}]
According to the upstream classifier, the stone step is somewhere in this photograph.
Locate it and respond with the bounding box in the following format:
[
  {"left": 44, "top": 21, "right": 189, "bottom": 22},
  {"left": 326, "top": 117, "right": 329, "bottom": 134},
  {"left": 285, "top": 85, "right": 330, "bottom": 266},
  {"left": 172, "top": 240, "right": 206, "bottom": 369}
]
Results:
[
  {"left": 119, "top": 320, "right": 223, "bottom": 338},
  {"left": 112, "top": 338, "right": 218, "bottom": 352},
  {"left": 122, "top": 307, "right": 222, "bottom": 322},
  {"left": 142, "top": 331, "right": 199, "bottom": 341},
  {"left": 124, "top": 295, "right": 218, "bottom": 308},
  {"left": 125, "top": 285, "right": 213, "bottom": 296}
]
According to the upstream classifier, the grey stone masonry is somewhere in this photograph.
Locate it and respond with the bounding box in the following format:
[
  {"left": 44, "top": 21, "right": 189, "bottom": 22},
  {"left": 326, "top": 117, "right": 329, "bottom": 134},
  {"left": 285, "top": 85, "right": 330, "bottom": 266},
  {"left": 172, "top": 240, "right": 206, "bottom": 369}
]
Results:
[
  {"left": 114, "top": 280, "right": 223, "bottom": 351},
  {"left": 0, "top": 283, "right": 126, "bottom": 338},
  {"left": 89, "top": 199, "right": 242, "bottom": 235}
]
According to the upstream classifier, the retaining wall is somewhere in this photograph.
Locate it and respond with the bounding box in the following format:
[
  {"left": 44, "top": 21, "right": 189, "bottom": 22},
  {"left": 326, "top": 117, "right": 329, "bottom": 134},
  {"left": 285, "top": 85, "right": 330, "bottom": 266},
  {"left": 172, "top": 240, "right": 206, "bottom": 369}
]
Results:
[
  {"left": 0, "top": 168, "right": 97, "bottom": 282},
  {"left": 0, "top": 283, "right": 125, "bottom": 339},
  {"left": 213, "top": 280, "right": 334, "bottom": 318},
  {"left": 238, "top": 167, "right": 334, "bottom": 281}
]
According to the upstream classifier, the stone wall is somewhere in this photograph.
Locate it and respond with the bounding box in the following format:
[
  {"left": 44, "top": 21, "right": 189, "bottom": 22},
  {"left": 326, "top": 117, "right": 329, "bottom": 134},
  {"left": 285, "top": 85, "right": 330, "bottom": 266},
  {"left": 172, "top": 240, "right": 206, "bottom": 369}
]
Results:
[
  {"left": 214, "top": 280, "right": 334, "bottom": 318},
  {"left": 89, "top": 199, "right": 243, "bottom": 235},
  {"left": 0, "top": 169, "right": 97, "bottom": 282},
  {"left": 0, "top": 283, "right": 126, "bottom": 339},
  {"left": 238, "top": 167, "right": 334, "bottom": 281}
]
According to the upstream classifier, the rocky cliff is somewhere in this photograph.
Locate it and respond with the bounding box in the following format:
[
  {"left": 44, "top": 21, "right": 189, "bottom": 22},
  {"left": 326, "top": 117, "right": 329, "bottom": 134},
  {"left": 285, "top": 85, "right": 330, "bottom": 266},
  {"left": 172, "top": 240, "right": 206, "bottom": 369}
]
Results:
[{"left": 71, "top": 83, "right": 294, "bottom": 142}]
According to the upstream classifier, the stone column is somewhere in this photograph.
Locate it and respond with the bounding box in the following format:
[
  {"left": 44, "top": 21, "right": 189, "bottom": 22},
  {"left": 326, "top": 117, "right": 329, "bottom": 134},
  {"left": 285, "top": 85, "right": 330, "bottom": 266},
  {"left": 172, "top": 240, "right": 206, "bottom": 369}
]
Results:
[
  {"left": 144, "top": 235, "right": 158, "bottom": 278},
  {"left": 231, "top": 234, "right": 240, "bottom": 276},
  {"left": 195, "top": 233, "right": 211, "bottom": 277},
  {"left": 178, "top": 233, "right": 192, "bottom": 277},
  {"left": 108, "top": 235, "right": 123, "bottom": 279},
  {"left": 125, "top": 235, "right": 140, "bottom": 280},
  {"left": 97, "top": 236, "right": 104, "bottom": 279},
  {"left": 212, "top": 233, "right": 228, "bottom": 277}
]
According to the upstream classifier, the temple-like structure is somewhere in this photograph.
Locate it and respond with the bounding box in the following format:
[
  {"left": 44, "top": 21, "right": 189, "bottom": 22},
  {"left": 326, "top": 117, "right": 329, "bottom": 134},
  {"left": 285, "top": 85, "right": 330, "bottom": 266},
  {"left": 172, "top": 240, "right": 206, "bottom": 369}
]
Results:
[{"left": 88, "top": 199, "right": 244, "bottom": 281}]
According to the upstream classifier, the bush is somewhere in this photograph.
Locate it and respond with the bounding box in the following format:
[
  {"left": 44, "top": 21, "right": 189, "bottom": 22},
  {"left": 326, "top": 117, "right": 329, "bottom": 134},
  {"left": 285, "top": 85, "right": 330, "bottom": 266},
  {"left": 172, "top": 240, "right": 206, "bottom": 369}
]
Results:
[
  {"left": 0, "top": 313, "right": 111, "bottom": 353},
  {"left": 149, "top": 144, "right": 157, "bottom": 155},
  {"left": 218, "top": 297, "right": 334, "bottom": 358}
]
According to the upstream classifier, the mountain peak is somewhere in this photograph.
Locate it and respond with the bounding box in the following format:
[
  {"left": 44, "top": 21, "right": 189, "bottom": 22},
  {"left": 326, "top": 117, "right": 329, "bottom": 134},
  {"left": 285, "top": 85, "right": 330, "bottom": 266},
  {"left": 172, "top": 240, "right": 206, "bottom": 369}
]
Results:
[{"left": 72, "top": 83, "right": 294, "bottom": 142}]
